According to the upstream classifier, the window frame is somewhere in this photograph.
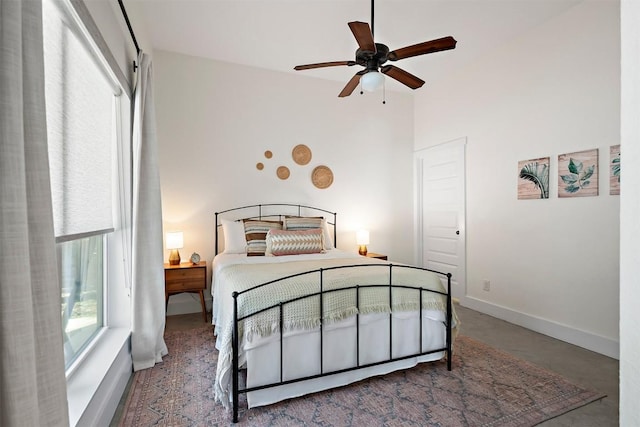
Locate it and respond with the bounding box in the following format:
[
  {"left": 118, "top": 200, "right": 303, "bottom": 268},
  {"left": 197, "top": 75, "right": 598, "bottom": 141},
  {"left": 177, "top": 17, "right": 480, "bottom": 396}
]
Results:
[{"left": 42, "top": 5, "right": 134, "bottom": 422}]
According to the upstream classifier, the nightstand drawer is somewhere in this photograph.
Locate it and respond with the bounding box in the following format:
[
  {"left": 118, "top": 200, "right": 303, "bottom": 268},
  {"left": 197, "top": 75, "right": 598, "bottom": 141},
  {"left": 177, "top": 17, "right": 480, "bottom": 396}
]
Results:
[
  {"left": 165, "top": 268, "right": 205, "bottom": 289},
  {"left": 165, "top": 268, "right": 204, "bottom": 282},
  {"left": 166, "top": 278, "right": 204, "bottom": 292}
]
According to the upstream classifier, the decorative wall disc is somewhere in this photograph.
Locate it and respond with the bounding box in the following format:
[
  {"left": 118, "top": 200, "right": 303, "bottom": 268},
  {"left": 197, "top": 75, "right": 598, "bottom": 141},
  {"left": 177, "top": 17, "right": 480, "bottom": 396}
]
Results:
[
  {"left": 277, "top": 166, "right": 290, "bottom": 180},
  {"left": 256, "top": 162, "right": 264, "bottom": 170},
  {"left": 292, "top": 144, "right": 312, "bottom": 165},
  {"left": 264, "top": 150, "right": 273, "bottom": 159},
  {"left": 311, "top": 165, "right": 333, "bottom": 189}
]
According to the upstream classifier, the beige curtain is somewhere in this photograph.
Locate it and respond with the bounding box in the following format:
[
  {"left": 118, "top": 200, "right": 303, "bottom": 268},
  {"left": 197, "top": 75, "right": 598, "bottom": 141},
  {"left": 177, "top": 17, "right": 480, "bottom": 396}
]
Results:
[
  {"left": 131, "top": 51, "right": 168, "bottom": 371},
  {"left": 0, "top": 1, "right": 70, "bottom": 425}
]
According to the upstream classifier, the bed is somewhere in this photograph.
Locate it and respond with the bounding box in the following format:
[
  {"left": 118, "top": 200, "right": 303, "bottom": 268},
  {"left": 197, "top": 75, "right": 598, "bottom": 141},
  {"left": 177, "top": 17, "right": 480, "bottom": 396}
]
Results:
[{"left": 211, "top": 204, "right": 457, "bottom": 422}]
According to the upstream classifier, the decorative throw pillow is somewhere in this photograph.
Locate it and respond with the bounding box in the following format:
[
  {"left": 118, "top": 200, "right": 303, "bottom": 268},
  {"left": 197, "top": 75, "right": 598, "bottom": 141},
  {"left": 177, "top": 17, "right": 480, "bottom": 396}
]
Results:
[
  {"left": 221, "top": 219, "right": 247, "bottom": 254},
  {"left": 284, "top": 216, "right": 334, "bottom": 250},
  {"left": 243, "top": 219, "right": 283, "bottom": 256},
  {"left": 266, "top": 228, "right": 324, "bottom": 256}
]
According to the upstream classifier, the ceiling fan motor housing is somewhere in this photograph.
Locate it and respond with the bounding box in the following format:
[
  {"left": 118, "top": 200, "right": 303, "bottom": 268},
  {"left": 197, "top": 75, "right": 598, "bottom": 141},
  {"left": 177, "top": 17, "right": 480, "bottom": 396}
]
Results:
[{"left": 356, "top": 43, "right": 389, "bottom": 71}]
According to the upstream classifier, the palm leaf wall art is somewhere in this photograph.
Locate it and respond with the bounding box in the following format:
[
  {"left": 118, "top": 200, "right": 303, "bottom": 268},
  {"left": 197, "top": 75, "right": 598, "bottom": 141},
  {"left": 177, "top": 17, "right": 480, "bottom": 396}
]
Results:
[
  {"left": 558, "top": 149, "right": 599, "bottom": 198},
  {"left": 518, "top": 157, "right": 550, "bottom": 199},
  {"left": 610, "top": 144, "right": 620, "bottom": 195}
]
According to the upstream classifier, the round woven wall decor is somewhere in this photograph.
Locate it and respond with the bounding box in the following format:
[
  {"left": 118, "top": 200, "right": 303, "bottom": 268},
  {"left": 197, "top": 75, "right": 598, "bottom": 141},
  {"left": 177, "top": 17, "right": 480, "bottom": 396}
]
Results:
[
  {"left": 277, "top": 166, "right": 290, "bottom": 180},
  {"left": 311, "top": 165, "right": 333, "bottom": 189},
  {"left": 264, "top": 150, "right": 273, "bottom": 159},
  {"left": 292, "top": 144, "right": 312, "bottom": 165},
  {"left": 256, "top": 162, "right": 264, "bottom": 170}
]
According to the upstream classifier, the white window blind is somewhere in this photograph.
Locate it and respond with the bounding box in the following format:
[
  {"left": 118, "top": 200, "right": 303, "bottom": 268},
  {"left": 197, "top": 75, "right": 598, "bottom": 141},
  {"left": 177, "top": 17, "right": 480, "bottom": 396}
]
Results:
[{"left": 43, "top": 0, "right": 117, "bottom": 241}]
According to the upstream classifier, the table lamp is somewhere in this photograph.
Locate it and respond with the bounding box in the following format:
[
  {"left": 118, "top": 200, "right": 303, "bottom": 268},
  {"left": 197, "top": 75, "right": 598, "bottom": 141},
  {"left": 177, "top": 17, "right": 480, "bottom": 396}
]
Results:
[
  {"left": 356, "top": 230, "right": 369, "bottom": 256},
  {"left": 166, "top": 231, "right": 184, "bottom": 265}
]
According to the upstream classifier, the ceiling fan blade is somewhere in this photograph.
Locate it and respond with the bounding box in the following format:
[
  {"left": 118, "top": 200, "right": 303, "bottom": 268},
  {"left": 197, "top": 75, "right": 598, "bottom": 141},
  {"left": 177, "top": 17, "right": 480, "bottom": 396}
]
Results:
[
  {"left": 294, "top": 61, "right": 356, "bottom": 71},
  {"left": 338, "top": 73, "right": 362, "bottom": 97},
  {"left": 388, "top": 36, "right": 457, "bottom": 61},
  {"left": 348, "top": 21, "right": 376, "bottom": 52},
  {"left": 381, "top": 65, "right": 425, "bottom": 89}
]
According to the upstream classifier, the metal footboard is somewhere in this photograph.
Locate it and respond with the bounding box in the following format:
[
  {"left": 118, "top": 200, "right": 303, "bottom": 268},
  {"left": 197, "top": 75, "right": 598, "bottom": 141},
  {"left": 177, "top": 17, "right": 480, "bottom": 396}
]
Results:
[{"left": 230, "top": 264, "right": 453, "bottom": 423}]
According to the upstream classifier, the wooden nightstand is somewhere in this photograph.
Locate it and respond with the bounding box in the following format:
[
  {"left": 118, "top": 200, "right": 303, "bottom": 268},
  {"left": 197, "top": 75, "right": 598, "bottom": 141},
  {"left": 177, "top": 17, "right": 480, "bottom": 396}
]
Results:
[
  {"left": 366, "top": 252, "right": 388, "bottom": 260},
  {"left": 164, "top": 261, "right": 207, "bottom": 322}
]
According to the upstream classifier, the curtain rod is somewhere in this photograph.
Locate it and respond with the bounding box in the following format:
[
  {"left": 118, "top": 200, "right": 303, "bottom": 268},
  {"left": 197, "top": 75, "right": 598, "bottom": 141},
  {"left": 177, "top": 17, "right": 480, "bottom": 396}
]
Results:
[{"left": 117, "top": 0, "right": 140, "bottom": 72}]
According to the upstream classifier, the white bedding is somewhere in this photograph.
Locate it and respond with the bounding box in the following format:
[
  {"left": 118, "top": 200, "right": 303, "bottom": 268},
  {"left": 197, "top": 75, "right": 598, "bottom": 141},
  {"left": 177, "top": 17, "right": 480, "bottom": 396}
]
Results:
[
  {"left": 211, "top": 249, "right": 456, "bottom": 409},
  {"left": 212, "top": 249, "right": 361, "bottom": 329}
]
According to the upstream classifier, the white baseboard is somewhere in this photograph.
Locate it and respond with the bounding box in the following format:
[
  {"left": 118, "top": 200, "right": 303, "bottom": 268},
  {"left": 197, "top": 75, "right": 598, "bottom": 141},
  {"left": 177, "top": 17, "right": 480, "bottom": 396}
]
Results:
[{"left": 459, "top": 296, "right": 620, "bottom": 360}]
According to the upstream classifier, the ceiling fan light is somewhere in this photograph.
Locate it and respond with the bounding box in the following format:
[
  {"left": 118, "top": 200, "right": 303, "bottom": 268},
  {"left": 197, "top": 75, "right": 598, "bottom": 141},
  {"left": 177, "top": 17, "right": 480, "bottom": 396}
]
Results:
[{"left": 361, "top": 71, "right": 384, "bottom": 92}]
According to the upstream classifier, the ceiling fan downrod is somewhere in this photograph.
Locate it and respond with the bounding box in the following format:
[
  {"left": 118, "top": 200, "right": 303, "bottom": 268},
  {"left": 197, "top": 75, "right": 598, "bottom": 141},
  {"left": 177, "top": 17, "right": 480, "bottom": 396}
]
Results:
[{"left": 370, "top": 0, "right": 375, "bottom": 38}]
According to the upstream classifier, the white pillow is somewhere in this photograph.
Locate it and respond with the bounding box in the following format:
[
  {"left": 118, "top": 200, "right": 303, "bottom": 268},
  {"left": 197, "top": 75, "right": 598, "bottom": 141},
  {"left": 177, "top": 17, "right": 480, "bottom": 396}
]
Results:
[
  {"left": 221, "top": 219, "right": 246, "bottom": 254},
  {"left": 322, "top": 220, "right": 334, "bottom": 250}
]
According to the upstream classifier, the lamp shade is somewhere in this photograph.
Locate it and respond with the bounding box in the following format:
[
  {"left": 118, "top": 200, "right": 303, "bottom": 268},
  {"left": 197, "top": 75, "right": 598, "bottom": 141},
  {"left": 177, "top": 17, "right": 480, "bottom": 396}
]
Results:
[
  {"left": 356, "top": 230, "right": 370, "bottom": 245},
  {"left": 361, "top": 71, "right": 384, "bottom": 92},
  {"left": 166, "top": 231, "right": 184, "bottom": 250}
]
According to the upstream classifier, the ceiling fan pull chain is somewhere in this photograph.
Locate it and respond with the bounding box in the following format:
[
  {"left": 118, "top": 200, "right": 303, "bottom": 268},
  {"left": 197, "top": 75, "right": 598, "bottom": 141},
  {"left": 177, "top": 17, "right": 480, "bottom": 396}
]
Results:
[{"left": 382, "top": 79, "right": 386, "bottom": 104}]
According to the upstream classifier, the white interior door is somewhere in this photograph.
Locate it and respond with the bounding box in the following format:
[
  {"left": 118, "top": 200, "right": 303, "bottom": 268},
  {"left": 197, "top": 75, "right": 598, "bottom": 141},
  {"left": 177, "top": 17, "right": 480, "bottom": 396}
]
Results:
[{"left": 414, "top": 138, "right": 466, "bottom": 300}]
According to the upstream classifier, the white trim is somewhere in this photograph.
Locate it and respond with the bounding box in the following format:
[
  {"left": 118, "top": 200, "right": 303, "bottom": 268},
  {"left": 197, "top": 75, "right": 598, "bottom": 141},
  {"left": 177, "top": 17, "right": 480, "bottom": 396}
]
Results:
[
  {"left": 413, "top": 155, "right": 424, "bottom": 267},
  {"left": 460, "top": 296, "right": 619, "bottom": 360},
  {"left": 67, "top": 327, "right": 131, "bottom": 427}
]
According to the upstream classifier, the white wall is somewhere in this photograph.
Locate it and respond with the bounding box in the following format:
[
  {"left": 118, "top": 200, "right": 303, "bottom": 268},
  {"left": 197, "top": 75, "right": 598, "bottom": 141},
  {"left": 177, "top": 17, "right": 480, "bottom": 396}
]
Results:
[
  {"left": 619, "top": 1, "right": 640, "bottom": 424},
  {"left": 414, "top": 1, "right": 620, "bottom": 358},
  {"left": 152, "top": 50, "right": 415, "bottom": 313}
]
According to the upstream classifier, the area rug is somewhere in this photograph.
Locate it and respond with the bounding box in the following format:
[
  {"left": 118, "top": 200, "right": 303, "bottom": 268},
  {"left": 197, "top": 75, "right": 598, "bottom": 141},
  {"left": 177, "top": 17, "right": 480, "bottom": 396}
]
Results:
[{"left": 118, "top": 325, "right": 605, "bottom": 426}]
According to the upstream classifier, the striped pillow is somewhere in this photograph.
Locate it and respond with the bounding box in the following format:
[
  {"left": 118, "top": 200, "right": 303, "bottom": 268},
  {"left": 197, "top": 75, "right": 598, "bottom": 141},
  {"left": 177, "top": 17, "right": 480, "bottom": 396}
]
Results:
[
  {"left": 243, "top": 220, "right": 283, "bottom": 256},
  {"left": 283, "top": 216, "right": 323, "bottom": 231},
  {"left": 266, "top": 228, "right": 324, "bottom": 256},
  {"left": 284, "top": 216, "right": 333, "bottom": 250}
]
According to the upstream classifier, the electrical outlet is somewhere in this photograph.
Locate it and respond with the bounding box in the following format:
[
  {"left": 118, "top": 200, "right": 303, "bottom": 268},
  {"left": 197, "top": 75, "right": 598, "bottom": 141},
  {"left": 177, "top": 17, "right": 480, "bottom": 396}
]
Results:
[{"left": 483, "top": 280, "right": 491, "bottom": 292}]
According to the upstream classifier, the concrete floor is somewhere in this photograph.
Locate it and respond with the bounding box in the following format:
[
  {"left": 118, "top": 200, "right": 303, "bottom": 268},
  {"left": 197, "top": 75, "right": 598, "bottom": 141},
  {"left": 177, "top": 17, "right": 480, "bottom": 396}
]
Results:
[
  {"left": 111, "top": 304, "right": 618, "bottom": 425},
  {"left": 456, "top": 305, "right": 618, "bottom": 426}
]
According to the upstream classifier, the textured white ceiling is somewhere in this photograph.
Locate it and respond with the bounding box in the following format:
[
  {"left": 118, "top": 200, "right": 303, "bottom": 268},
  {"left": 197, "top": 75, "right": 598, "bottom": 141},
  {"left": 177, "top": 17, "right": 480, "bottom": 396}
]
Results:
[{"left": 128, "top": 0, "right": 583, "bottom": 92}]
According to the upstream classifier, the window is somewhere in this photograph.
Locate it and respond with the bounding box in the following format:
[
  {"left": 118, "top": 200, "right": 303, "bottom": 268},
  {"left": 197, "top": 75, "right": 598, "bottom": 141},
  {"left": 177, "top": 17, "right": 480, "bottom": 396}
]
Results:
[
  {"left": 58, "top": 236, "right": 104, "bottom": 366},
  {"left": 42, "top": 0, "right": 130, "bottom": 370}
]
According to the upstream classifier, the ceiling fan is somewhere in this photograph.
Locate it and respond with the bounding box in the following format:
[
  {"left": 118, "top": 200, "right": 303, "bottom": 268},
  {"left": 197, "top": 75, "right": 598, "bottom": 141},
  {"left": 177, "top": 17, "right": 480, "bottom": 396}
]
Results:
[{"left": 293, "top": 0, "right": 457, "bottom": 98}]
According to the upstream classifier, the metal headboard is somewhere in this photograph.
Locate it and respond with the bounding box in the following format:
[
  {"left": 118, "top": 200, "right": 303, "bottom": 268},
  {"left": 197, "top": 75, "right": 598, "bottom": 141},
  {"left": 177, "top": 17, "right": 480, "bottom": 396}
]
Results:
[{"left": 214, "top": 203, "right": 337, "bottom": 256}]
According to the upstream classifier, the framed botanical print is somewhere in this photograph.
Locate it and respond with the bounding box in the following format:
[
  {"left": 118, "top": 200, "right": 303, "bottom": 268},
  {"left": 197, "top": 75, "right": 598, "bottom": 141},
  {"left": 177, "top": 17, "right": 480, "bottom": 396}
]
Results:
[
  {"left": 518, "top": 157, "right": 550, "bottom": 199},
  {"left": 610, "top": 145, "right": 620, "bottom": 195},
  {"left": 558, "top": 149, "right": 599, "bottom": 198}
]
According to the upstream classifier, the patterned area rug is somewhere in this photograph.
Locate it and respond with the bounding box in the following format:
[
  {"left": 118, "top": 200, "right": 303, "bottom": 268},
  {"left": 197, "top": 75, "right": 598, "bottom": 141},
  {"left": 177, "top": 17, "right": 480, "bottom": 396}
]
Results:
[{"left": 118, "top": 325, "right": 605, "bottom": 426}]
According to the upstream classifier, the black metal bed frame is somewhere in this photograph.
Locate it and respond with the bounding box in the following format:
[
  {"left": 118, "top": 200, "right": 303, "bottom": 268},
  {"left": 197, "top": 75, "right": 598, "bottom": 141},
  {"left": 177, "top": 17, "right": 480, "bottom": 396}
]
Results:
[{"left": 213, "top": 204, "right": 453, "bottom": 423}]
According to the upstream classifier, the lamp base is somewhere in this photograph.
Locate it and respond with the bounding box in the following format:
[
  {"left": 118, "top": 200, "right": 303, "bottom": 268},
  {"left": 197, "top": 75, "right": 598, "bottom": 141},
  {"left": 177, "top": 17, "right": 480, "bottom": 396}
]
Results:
[
  {"left": 169, "top": 249, "right": 181, "bottom": 265},
  {"left": 358, "top": 245, "right": 368, "bottom": 256}
]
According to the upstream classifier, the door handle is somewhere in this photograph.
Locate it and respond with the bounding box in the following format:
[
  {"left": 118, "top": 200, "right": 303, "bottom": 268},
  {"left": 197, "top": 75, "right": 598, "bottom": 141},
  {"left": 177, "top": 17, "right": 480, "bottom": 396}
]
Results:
[{"left": 456, "top": 230, "right": 460, "bottom": 235}]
